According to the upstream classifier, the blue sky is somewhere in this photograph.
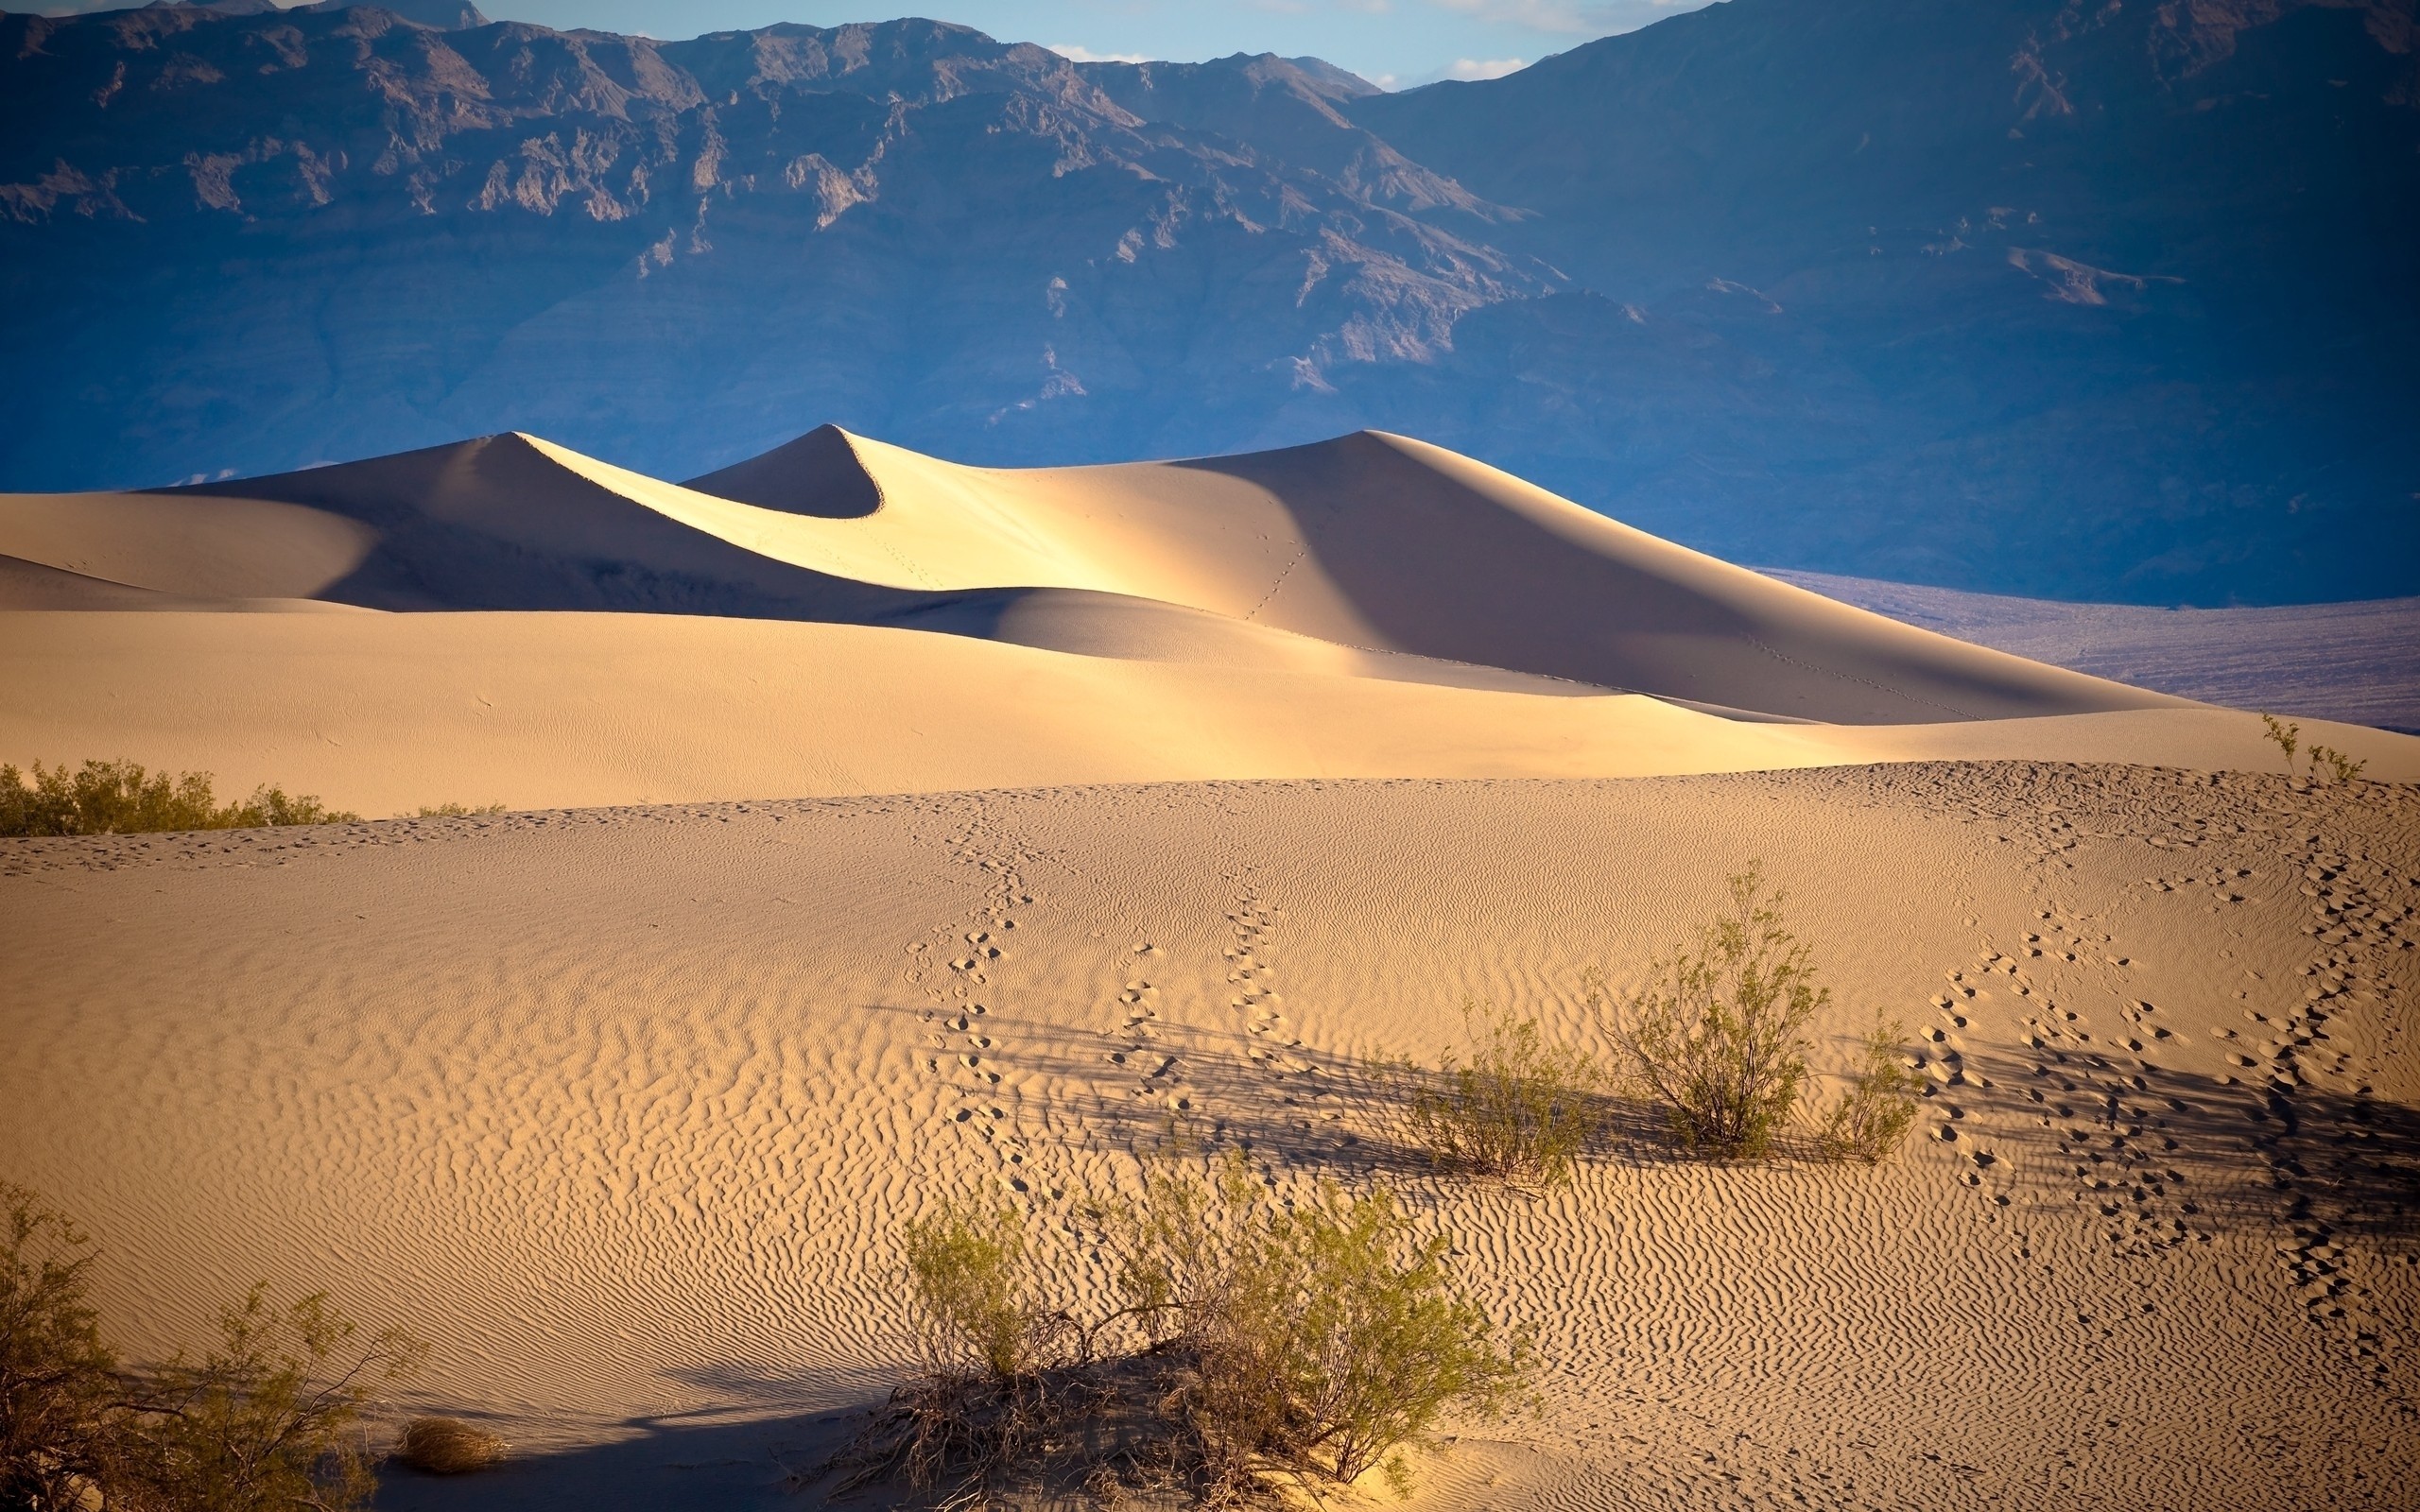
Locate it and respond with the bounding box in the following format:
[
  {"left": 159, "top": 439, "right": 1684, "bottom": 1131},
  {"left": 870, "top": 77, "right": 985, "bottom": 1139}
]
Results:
[{"left": 50, "top": 1, "right": 1718, "bottom": 88}]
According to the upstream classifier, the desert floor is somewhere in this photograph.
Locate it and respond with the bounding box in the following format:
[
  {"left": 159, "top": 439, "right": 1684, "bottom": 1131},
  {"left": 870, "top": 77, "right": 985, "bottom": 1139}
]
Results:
[
  {"left": 6, "top": 764, "right": 2415, "bottom": 1510},
  {"left": 1773, "top": 571, "right": 2420, "bottom": 735},
  {"left": 4, "top": 426, "right": 2417, "bottom": 1507}
]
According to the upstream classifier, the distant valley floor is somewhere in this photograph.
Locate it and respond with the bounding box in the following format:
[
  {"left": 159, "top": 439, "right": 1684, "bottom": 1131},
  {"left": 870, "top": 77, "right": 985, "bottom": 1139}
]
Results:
[{"left": 1775, "top": 572, "right": 2420, "bottom": 734}]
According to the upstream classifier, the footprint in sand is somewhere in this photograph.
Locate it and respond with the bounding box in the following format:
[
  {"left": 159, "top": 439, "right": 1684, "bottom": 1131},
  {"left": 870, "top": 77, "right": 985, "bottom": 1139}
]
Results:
[{"left": 1224, "top": 893, "right": 1303, "bottom": 1051}]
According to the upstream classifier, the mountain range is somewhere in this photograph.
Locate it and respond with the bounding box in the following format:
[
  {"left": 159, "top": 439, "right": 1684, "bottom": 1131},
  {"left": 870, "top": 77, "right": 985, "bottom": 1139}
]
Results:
[{"left": 3, "top": 0, "right": 2414, "bottom": 603}]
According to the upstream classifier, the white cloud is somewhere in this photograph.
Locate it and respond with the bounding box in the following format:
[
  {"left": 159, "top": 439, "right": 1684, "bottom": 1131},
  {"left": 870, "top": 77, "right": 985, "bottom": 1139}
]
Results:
[
  {"left": 1427, "top": 0, "right": 1706, "bottom": 37},
  {"left": 1441, "top": 57, "right": 1528, "bottom": 79},
  {"left": 1391, "top": 54, "right": 1529, "bottom": 88},
  {"left": 1046, "top": 43, "right": 1154, "bottom": 64},
  {"left": 35, "top": 0, "right": 311, "bottom": 11}
]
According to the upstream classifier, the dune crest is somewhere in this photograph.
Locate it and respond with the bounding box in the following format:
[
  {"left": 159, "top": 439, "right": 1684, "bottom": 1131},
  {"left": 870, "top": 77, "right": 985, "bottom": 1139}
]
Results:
[{"left": 682, "top": 422, "right": 886, "bottom": 519}]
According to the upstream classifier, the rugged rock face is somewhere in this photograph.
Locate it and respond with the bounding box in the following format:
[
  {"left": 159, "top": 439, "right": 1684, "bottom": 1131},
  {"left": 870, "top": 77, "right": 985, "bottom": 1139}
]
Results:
[
  {"left": 1, "top": 0, "right": 2412, "bottom": 602},
  {"left": 1348, "top": 0, "right": 2420, "bottom": 600}
]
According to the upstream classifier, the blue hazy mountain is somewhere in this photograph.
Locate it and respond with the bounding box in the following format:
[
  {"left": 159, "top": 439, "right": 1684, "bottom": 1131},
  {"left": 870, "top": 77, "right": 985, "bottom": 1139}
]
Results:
[{"left": 1, "top": 0, "right": 2412, "bottom": 603}]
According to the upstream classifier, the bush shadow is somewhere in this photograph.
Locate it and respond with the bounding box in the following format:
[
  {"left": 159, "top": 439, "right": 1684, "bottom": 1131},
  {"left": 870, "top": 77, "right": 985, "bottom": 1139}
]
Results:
[
  {"left": 372, "top": 1406, "right": 856, "bottom": 1512},
  {"left": 1952, "top": 1041, "right": 2420, "bottom": 1246},
  {"left": 864, "top": 1001, "right": 1682, "bottom": 1187}
]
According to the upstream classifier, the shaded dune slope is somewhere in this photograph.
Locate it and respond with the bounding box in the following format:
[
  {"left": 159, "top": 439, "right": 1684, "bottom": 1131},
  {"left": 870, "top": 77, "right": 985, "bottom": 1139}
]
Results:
[
  {"left": 0, "top": 424, "right": 2180, "bottom": 724},
  {"left": 0, "top": 488, "right": 376, "bottom": 601}
]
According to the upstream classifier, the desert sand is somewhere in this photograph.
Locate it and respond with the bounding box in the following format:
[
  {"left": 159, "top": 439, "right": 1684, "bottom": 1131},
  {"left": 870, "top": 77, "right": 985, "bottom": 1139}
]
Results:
[{"left": 2, "top": 428, "right": 2414, "bottom": 1509}]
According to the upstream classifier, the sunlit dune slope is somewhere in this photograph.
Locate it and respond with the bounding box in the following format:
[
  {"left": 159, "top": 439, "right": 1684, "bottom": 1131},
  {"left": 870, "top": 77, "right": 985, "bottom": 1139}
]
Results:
[
  {"left": 0, "top": 434, "right": 909, "bottom": 620},
  {"left": 1, "top": 610, "right": 2411, "bottom": 816},
  {"left": 0, "top": 425, "right": 2177, "bottom": 723},
  {"left": 686, "top": 426, "right": 2181, "bottom": 723}
]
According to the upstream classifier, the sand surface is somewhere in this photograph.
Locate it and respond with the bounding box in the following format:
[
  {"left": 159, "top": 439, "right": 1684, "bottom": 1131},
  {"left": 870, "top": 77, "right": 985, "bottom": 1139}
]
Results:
[
  {"left": 4, "top": 423, "right": 2412, "bottom": 815},
  {"left": 2, "top": 426, "right": 2415, "bottom": 1508},
  {"left": 3, "top": 610, "right": 2415, "bottom": 816},
  {"left": 3, "top": 768, "right": 2415, "bottom": 1510}
]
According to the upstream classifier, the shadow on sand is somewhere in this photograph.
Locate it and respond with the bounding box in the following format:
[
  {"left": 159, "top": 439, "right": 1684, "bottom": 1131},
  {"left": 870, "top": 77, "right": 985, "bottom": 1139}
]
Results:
[
  {"left": 904, "top": 1000, "right": 2420, "bottom": 1251},
  {"left": 373, "top": 1409, "right": 844, "bottom": 1512}
]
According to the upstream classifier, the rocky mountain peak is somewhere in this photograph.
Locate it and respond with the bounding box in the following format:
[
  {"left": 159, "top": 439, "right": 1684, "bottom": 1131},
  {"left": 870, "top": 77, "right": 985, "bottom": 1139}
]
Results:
[{"left": 138, "top": 0, "right": 491, "bottom": 25}]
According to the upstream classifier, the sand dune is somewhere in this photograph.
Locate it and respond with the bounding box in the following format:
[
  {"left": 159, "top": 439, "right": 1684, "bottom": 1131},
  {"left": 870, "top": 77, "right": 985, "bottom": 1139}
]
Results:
[
  {"left": 3, "top": 610, "right": 2411, "bottom": 816},
  {"left": 5, "top": 425, "right": 2178, "bottom": 723},
  {"left": 3, "top": 425, "right": 2414, "bottom": 1511},
  {"left": 0, "top": 488, "right": 376, "bottom": 601},
  {"left": 683, "top": 426, "right": 2185, "bottom": 722}
]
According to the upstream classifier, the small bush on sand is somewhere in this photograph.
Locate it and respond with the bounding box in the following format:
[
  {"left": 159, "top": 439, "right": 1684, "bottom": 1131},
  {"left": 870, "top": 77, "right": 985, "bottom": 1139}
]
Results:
[
  {"left": 829, "top": 1202, "right": 1077, "bottom": 1499},
  {"left": 2309, "top": 745, "right": 2367, "bottom": 785},
  {"left": 1386, "top": 1005, "right": 1606, "bottom": 1187},
  {"left": 2, "top": 1182, "right": 424, "bottom": 1512},
  {"left": 394, "top": 1417, "right": 507, "bottom": 1475},
  {"left": 112, "top": 1285, "right": 426, "bottom": 1512},
  {"left": 1599, "top": 865, "right": 1821, "bottom": 1160},
  {"left": 1091, "top": 1151, "right": 1252, "bottom": 1355},
  {"left": 833, "top": 1159, "right": 1527, "bottom": 1505},
  {"left": 1812, "top": 1015, "right": 1924, "bottom": 1163},
  {"left": 1187, "top": 1178, "right": 1526, "bottom": 1491},
  {"left": 1098, "top": 1153, "right": 1529, "bottom": 1500},
  {"left": 2259, "top": 713, "right": 2301, "bottom": 774},
  {"left": 1, "top": 1182, "right": 121, "bottom": 1512},
  {"left": 0, "top": 759, "right": 358, "bottom": 837},
  {"left": 410, "top": 803, "right": 507, "bottom": 818},
  {"left": 2259, "top": 715, "right": 2369, "bottom": 785},
  {"left": 902, "top": 1201, "right": 1069, "bottom": 1384}
]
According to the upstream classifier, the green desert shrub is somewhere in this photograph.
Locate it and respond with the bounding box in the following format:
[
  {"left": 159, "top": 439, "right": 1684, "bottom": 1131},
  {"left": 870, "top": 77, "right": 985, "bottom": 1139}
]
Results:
[
  {"left": 1189, "top": 1179, "right": 1526, "bottom": 1488},
  {"left": 410, "top": 803, "right": 507, "bottom": 818},
  {"left": 110, "top": 1285, "right": 426, "bottom": 1512},
  {"left": 393, "top": 1417, "right": 507, "bottom": 1475},
  {"left": 0, "top": 759, "right": 359, "bottom": 837},
  {"left": 1386, "top": 1005, "right": 1606, "bottom": 1187},
  {"left": 1599, "top": 865, "right": 1822, "bottom": 1160},
  {"left": 842, "top": 1200, "right": 1076, "bottom": 1499},
  {"left": 1098, "top": 1153, "right": 1530, "bottom": 1496},
  {"left": 901, "top": 1201, "right": 1066, "bottom": 1383},
  {"left": 2258, "top": 714, "right": 2369, "bottom": 784},
  {"left": 2308, "top": 744, "right": 2367, "bottom": 785},
  {"left": 2259, "top": 713, "right": 2301, "bottom": 774},
  {"left": 842, "top": 1159, "right": 1528, "bottom": 1504},
  {"left": 1089, "top": 1150, "right": 1252, "bottom": 1355},
  {"left": 1812, "top": 1015, "right": 1924, "bottom": 1163},
  {"left": 1, "top": 1182, "right": 122, "bottom": 1512},
  {"left": 0, "top": 1183, "right": 424, "bottom": 1512}
]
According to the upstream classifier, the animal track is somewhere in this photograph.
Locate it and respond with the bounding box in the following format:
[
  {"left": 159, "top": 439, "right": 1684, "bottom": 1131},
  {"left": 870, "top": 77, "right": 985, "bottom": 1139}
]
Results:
[
  {"left": 902, "top": 800, "right": 1064, "bottom": 1195},
  {"left": 1842, "top": 762, "right": 2416, "bottom": 1388}
]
